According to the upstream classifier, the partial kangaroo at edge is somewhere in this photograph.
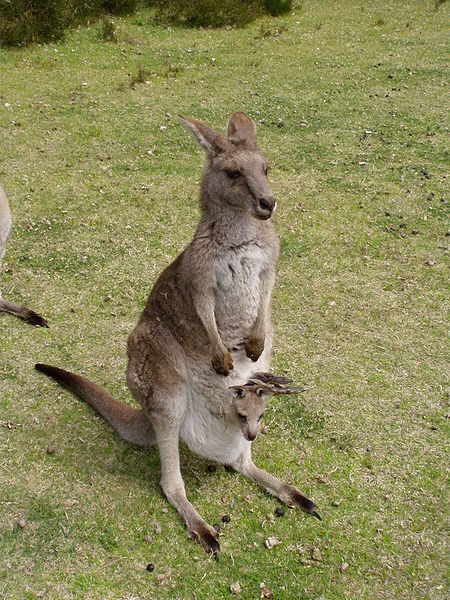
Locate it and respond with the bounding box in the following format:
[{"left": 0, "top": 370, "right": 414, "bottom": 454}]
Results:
[
  {"left": 35, "top": 112, "right": 319, "bottom": 555},
  {"left": 0, "top": 183, "right": 48, "bottom": 327}
]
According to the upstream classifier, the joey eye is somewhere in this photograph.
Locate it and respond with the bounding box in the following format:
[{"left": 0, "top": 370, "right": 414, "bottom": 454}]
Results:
[
  {"left": 237, "top": 413, "right": 247, "bottom": 422},
  {"left": 258, "top": 413, "right": 265, "bottom": 422},
  {"left": 226, "top": 170, "right": 241, "bottom": 179},
  {"left": 264, "top": 166, "right": 269, "bottom": 176}
]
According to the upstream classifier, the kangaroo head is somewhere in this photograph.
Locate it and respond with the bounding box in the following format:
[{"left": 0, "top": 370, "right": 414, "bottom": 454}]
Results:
[
  {"left": 229, "top": 374, "right": 305, "bottom": 442},
  {"left": 179, "top": 112, "right": 276, "bottom": 220}
]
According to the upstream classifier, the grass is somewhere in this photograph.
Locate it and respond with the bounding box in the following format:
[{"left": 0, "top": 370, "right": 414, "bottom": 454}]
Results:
[{"left": 0, "top": 1, "right": 448, "bottom": 598}]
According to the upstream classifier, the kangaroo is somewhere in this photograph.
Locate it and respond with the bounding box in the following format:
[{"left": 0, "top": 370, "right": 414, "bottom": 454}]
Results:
[
  {"left": 35, "top": 112, "right": 319, "bottom": 555},
  {"left": 0, "top": 183, "right": 48, "bottom": 327}
]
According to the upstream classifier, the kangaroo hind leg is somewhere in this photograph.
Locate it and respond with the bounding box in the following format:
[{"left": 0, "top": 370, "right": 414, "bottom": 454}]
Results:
[
  {"left": 231, "top": 445, "right": 321, "bottom": 520},
  {"left": 154, "top": 419, "right": 220, "bottom": 556}
]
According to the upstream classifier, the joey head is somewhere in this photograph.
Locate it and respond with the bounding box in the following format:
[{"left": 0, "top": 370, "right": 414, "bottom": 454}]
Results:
[{"left": 230, "top": 375, "right": 306, "bottom": 441}]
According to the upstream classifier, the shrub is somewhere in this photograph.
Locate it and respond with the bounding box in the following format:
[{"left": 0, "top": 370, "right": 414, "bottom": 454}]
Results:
[
  {"left": 0, "top": 0, "right": 138, "bottom": 47},
  {"left": 102, "top": 0, "right": 138, "bottom": 15},
  {"left": 264, "top": 0, "right": 293, "bottom": 17},
  {"left": 0, "top": 0, "right": 72, "bottom": 46},
  {"left": 98, "top": 17, "right": 117, "bottom": 41},
  {"left": 152, "top": 0, "right": 293, "bottom": 27},
  {"left": 153, "top": 0, "right": 266, "bottom": 28}
]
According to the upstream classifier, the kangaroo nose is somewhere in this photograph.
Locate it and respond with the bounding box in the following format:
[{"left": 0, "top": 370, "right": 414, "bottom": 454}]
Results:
[
  {"left": 258, "top": 197, "right": 275, "bottom": 218},
  {"left": 259, "top": 198, "right": 272, "bottom": 212}
]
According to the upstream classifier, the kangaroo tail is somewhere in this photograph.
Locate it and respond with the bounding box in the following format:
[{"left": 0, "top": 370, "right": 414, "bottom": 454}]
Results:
[{"left": 35, "top": 363, "right": 155, "bottom": 447}]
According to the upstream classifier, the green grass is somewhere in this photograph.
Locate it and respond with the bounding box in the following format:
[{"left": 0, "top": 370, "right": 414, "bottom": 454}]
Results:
[{"left": 0, "top": 1, "right": 448, "bottom": 598}]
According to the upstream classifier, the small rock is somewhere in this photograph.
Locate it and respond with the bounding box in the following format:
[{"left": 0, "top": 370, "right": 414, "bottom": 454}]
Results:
[
  {"left": 260, "top": 585, "right": 274, "bottom": 598},
  {"left": 146, "top": 563, "right": 155, "bottom": 572},
  {"left": 274, "top": 507, "right": 285, "bottom": 517},
  {"left": 161, "top": 508, "right": 168, "bottom": 514},
  {"left": 18, "top": 518, "right": 26, "bottom": 529},
  {"left": 230, "top": 581, "right": 241, "bottom": 595},
  {"left": 144, "top": 535, "right": 152, "bottom": 544},
  {"left": 222, "top": 514, "right": 231, "bottom": 523},
  {"left": 150, "top": 520, "right": 162, "bottom": 534},
  {"left": 341, "top": 561, "right": 349, "bottom": 572},
  {"left": 332, "top": 500, "right": 341, "bottom": 507},
  {"left": 426, "top": 259, "right": 435, "bottom": 266},
  {"left": 311, "top": 546, "right": 323, "bottom": 562},
  {"left": 264, "top": 536, "right": 281, "bottom": 549}
]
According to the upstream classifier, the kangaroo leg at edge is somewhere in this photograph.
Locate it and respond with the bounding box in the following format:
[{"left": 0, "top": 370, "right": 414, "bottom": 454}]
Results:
[
  {"left": 0, "top": 298, "right": 48, "bottom": 327},
  {"left": 231, "top": 445, "right": 321, "bottom": 520}
]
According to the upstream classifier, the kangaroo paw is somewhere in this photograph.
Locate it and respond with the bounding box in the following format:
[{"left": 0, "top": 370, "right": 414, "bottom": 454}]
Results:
[
  {"left": 245, "top": 336, "right": 264, "bottom": 361},
  {"left": 211, "top": 350, "right": 233, "bottom": 376}
]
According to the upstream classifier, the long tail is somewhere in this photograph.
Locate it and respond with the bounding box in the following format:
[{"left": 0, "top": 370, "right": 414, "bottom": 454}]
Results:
[{"left": 35, "top": 363, "right": 155, "bottom": 447}]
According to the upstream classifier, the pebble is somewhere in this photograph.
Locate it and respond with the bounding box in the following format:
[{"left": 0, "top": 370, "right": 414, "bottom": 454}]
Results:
[
  {"left": 311, "top": 546, "right": 323, "bottom": 562},
  {"left": 150, "top": 520, "right": 162, "bottom": 534},
  {"left": 230, "top": 581, "right": 241, "bottom": 595},
  {"left": 264, "top": 536, "right": 281, "bottom": 549},
  {"left": 18, "top": 518, "right": 26, "bottom": 529}
]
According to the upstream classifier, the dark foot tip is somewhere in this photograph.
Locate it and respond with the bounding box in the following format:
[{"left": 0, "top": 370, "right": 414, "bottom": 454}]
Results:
[
  {"left": 312, "top": 510, "right": 322, "bottom": 521},
  {"left": 27, "top": 313, "right": 49, "bottom": 328}
]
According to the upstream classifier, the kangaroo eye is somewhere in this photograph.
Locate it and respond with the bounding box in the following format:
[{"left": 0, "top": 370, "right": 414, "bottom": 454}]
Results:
[
  {"left": 237, "top": 413, "right": 247, "bottom": 422},
  {"left": 264, "top": 166, "right": 269, "bottom": 176},
  {"left": 258, "top": 413, "right": 265, "bottom": 422},
  {"left": 226, "top": 170, "right": 241, "bottom": 179}
]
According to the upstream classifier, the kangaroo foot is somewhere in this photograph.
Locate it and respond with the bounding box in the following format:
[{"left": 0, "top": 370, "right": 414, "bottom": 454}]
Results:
[
  {"left": 284, "top": 487, "right": 321, "bottom": 520},
  {"left": 189, "top": 522, "right": 220, "bottom": 557},
  {"left": 23, "top": 309, "right": 49, "bottom": 328}
]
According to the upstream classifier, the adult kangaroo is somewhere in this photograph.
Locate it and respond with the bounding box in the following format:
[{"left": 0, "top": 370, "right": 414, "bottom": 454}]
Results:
[
  {"left": 0, "top": 183, "right": 48, "bottom": 327},
  {"left": 36, "top": 113, "right": 319, "bottom": 555}
]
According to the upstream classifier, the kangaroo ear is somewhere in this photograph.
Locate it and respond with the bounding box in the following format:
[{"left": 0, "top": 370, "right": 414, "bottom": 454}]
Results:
[
  {"left": 179, "top": 114, "right": 228, "bottom": 155},
  {"left": 227, "top": 112, "right": 257, "bottom": 149}
]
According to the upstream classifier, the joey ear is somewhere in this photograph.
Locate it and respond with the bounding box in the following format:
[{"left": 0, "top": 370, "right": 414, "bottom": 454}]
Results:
[
  {"left": 227, "top": 112, "right": 257, "bottom": 149},
  {"left": 179, "top": 114, "right": 228, "bottom": 155},
  {"left": 252, "top": 372, "right": 293, "bottom": 385},
  {"left": 229, "top": 385, "right": 245, "bottom": 399}
]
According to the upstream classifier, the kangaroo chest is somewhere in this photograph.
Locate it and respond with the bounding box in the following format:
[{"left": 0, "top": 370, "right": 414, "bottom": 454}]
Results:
[{"left": 213, "top": 244, "right": 268, "bottom": 343}]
